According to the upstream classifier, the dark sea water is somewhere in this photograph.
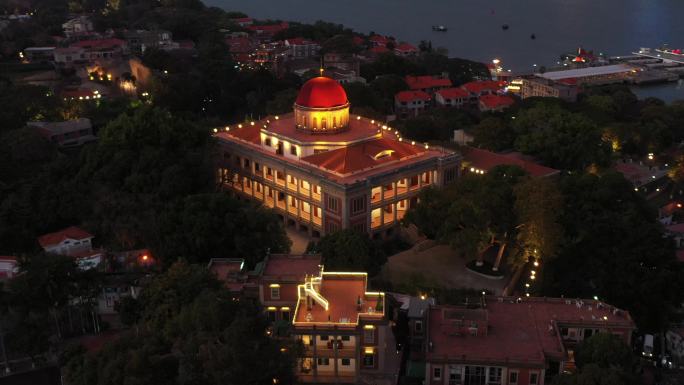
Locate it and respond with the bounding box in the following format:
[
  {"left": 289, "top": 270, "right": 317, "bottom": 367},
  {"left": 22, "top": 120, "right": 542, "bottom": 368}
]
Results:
[{"left": 206, "top": 0, "right": 684, "bottom": 102}]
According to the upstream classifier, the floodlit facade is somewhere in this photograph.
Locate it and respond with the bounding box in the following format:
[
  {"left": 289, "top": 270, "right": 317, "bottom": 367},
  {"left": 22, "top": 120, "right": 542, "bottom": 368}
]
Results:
[{"left": 216, "top": 76, "right": 461, "bottom": 238}]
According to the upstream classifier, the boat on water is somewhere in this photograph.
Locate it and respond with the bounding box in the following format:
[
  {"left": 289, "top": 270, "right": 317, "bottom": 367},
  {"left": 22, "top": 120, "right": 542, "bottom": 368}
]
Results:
[{"left": 432, "top": 25, "right": 447, "bottom": 32}]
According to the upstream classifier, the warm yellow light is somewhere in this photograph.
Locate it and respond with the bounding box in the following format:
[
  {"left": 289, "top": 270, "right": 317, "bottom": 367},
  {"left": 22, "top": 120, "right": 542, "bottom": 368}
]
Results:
[
  {"left": 250, "top": 121, "right": 255, "bottom": 126},
  {"left": 275, "top": 116, "right": 279, "bottom": 120},
  {"left": 213, "top": 128, "right": 218, "bottom": 133},
  {"left": 281, "top": 307, "right": 290, "bottom": 311},
  {"left": 363, "top": 325, "right": 375, "bottom": 330},
  {"left": 142, "top": 255, "right": 148, "bottom": 261},
  {"left": 357, "top": 116, "right": 361, "bottom": 120},
  {"left": 267, "top": 306, "right": 277, "bottom": 311},
  {"left": 269, "top": 284, "right": 281, "bottom": 288},
  {"left": 238, "top": 124, "right": 243, "bottom": 128},
  {"left": 364, "top": 347, "right": 374, "bottom": 354},
  {"left": 530, "top": 275, "right": 536, "bottom": 280}
]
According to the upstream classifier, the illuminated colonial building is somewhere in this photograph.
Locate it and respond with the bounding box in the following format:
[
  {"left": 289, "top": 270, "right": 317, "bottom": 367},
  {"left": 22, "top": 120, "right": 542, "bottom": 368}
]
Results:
[
  {"left": 216, "top": 76, "right": 460, "bottom": 238},
  {"left": 292, "top": 270, "right": 393, "bottom": 383}
]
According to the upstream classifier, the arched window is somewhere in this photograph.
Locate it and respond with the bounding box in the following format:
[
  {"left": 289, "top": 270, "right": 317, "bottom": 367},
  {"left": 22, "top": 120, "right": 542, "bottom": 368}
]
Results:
[
  {"left": 312, "top": 117, "right": 317, "bottom": 130},
  {"left": 321, "top": 118, "right": 327, "bottom": 130},
  {"left": 303, "top": 115, "right": 307, "bottom": 127},
  {"left": 333, "top": 116, "right": 337, "bottom": 128}
]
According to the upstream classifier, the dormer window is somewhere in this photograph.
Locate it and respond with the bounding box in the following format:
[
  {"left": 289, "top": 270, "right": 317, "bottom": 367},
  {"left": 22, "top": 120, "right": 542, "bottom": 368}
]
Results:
[{"left": 373, "top": 150, "right": 395, "bottom": 160}]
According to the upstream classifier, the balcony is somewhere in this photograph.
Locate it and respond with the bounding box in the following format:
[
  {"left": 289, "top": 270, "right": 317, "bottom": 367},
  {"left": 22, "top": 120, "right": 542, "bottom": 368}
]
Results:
[
  {"left": 276, "top": 200, "right": 286, "bottom": 211},
  {"left": 312, "top": 190, "right": 321, "bottom": 202},
  {"left": 288, "top": 205, "right": 298, "bottom": 216},
  {"left": 313, "top": 216, "right": 322, "bottom": 226},
  {"left": 383, "top": 186, "right": 395, "bottom": 200}
]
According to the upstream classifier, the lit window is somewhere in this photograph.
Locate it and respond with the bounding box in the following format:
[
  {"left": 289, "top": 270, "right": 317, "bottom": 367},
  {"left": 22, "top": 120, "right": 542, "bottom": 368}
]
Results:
[
  {"left": 270, "top": 285, "right": 280, "bottom": 299},
  {"left": 364, "top": 328, "right": 374, "bottom": 344}
]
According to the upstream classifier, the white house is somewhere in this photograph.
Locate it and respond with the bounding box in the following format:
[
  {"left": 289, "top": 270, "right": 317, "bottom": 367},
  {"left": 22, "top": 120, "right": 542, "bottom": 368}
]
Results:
[{"left": 38, "top": 226, "right": 103, "bottom": 269}]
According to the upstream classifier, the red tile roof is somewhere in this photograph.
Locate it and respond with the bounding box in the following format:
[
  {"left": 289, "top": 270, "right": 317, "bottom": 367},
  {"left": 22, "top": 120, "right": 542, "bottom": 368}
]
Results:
[
  {"left": 70, "top": 38, "right": 125, "bottom": 50},
  {"left": 479, "top": 94, "right": 515, "bottom": 110},
  {"left": 461, "top": 80, "right": 504, "bottom": 95},
  {"left": 286, "top": 37, "right": 315, "bottom": 46},
  {"left": 369, "top": 46, "right": 389, "bottom": 54},
  {"left": 262, "top": 254, "right": 321, "bottom": 278},
  {"left": 247, "top": 22, "right": 289, "bottom": 34},
  {"left": 352, "top": 36, "right": 365, "bottom": 46},
  {"left": 428, "top": 297, "right": 634, "bottom": 365},
  {"left": 395, "top": 43, "right": 417, "bottom": 52},
  {"left": 435, "top": 87, "right": 469, "bottom": 99},
  {"left": 302, "top": 137, "right": 425, "bottom": 175},
  {"left": 462, "top": 147, "right": 559, "bottom": 177},
  {"left": 395, "top": 90, "right": 431, "bottom": 103},
  {"left": 38, "top": 226, "right": 93, "bottom": 248},
  {"left": 405, "top": 75, "right": 453, "bottom": 90},
  {"left": 369, "top": 35, "right": 390, "bottom": 44}
]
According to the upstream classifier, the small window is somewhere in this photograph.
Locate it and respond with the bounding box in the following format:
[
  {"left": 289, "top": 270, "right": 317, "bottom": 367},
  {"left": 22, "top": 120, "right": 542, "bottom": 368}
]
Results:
[
  {"left": 327, "top": 195, "right": 340, "bottom": 213},
  {"left": 364, "top": 329, "right": 374, "bottom": 344},
  {"left": 341, "top": 335, "right": 350, "bottom": 341},
  {"left": 509, "top": 371, "right": 518, "bottom": 385},
  {"left": 340, "top": 358, "right": 351, "bottom": 366},
  {"left": 317, "top": 358, "right": 330, "bottom": 366},
  {"left": 265, "top": 137, "right": 272, "bottom": 146},
  {"left": 267, "top": 310, "right": 276, "bottom": 322},
  {"left": 281, "top": 309, "right": 291, "bottom": 322},
  {"left": 270, "top": 287, "right": 280, "bottom": 299},
  {"left": 290, "top": 145, "right": 298, "bottom": 156},
  {"left": 414, "top": 320, "right": 423, "bottom": 333},
  {"left": 530, "top": 373, "right": 538, "bottom": 385},
  {"left": 320, "top": 335, "right": 329, "bottom": 341},
  {"left": 433, "top": 367, "right": 442, "bottom": 380},
  {"left": 363, "top": 353, "right": 374, "bottom": 367}
]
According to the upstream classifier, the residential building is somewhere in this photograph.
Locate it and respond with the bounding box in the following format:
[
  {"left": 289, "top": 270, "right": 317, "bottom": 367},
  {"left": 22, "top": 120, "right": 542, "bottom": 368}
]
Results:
[
  {"left": 479, "top": 94, "right": 515, "bottom": 112},
  {"left": 369, "top": 35, "right": 392, "bottom": 48},
  {"left": 435, "top": 88, "right": 469, "bottom": 108},
  {"left": 256, "top": 254, "right": 322, "bottom": 323},
  {"left": 53, "top": 46, "right": 87, "bottom": 66},
  {"left": 253, "top": 43, "right": 290, "bottom": 71},
  {"left": 405, "top": 74, "right": 453, "bottom": 94},
  {"left": 22, "top": 47, "right": 55, "bottom": 62},
  {"left": 27, "top": 118, "right": 96, "bottom": 147},
  {"left": 394, "top": 43, "right": 418, "bottom": 57},
  {"left": 425, "top": 297, "right": 635, "bottom": 385},
  {"left": 329, "top": 69, "right": 366, "bottom": 85},
  {"left": 247, "top": 22, "right": 289, "bottom": 40},
  {"left": 62, "top": 16, "right": 94, "bottom": 38},
  {"left": 230, "top": 17, "right": 254, "bottom": 27},
  {"left": 461, "top": 80, "right": 503, "bottom": 101},
  {"left": 70, "top": 38, "right": 127, "bottom": 62},
  {"left": 0, "top": 256, "right": 19, "bottom": 280},
  {"left": 461, "top": 147, "right": 560, "bottom": 177},
  {"left": 292, "top": 270, "right": 396, "bottom": 384},
  {"left": 209, "top": 254, "right": 322, "bottom": 323},
  {"left": 216, "top": 76, "right": 461, "bottom": 239},
  {"left": 38, "top": 226, "right": 103, "bottom": 269},
  {"left": 285, "top": 38, "right": 320, "bottom": 59},
  {"left": 395, "top": 90, "right": 432, "bottom": 118},
  {"left": 124, "top": 29, "right": 173, "bottom": 53},
  {"left": 323, "top": 52, "right": 361, "bottom": 75},
  {"left": 520, "top": 78, "right": 578, "bottom": 102},
  {"left": 226, "top": 36, "right": 256, "bottom": 63}
]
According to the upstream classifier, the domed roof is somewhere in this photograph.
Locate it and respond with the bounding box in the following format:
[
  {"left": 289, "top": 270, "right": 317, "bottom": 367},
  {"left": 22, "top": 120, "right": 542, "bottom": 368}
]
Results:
[{"left": 295, "top": 76, "right": 348, "bottom": 108}]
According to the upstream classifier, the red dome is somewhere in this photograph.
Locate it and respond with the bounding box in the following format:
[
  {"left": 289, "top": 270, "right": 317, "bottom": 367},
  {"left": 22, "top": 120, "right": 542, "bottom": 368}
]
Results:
[{"left": 295, "top": 77, "right": 348, "bottom": 108}]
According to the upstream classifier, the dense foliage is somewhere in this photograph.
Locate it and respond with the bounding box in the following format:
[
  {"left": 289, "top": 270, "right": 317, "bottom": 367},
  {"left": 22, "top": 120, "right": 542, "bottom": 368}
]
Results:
[
  {"left": 307, "top": 229, "right": 387, "bottom": 276},
  {"left": 62, "top": 262, "right": 296, "bottom": 385}
]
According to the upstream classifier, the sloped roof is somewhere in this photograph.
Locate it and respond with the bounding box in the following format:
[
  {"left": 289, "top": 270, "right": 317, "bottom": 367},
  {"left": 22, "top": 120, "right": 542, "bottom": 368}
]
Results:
[
  {"left": 302, "top": 137, "right": 425, "bottom": 175},
  {"left": 462, "top": 147, "right": 559, "bottom": 177},
  {"left": 405, "top": 75, "right": 452, "bottom": 90},
  {"left": 38, "top": 226, "right": 93, "bottom": 248},
  {"left": 479, "top": 94, "right": 515, "bottom": 110},
  {"left": 436, "top": 87, "right": 469, "bottom": 99},
  {"left": 395, "top": 90, "right": 431, "bottom": 103},
  {"left": 461, "top": 80, "right": 504, "bottom": 94}
]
